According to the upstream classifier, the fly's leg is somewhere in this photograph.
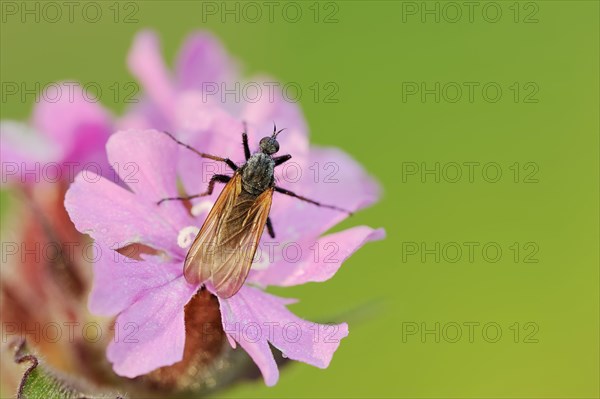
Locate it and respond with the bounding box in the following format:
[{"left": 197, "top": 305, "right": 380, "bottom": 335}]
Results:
[
  {"left": 161, "top": 131, "right": 238, "bottom": 171},
  {"left": 273, "top": 186, "right": 353, "bottom": 215},
  {"left": 273, "top": 154, "right": 292, "bottom": 166},
  {"left": 242, "top": 122, "right": 251, "bottom": 161},
  {"left": 266, "top": 217, "right": 275, "bottom": 238},
  {"left": 157, "top": 174, "right": 231, "bottom": 205}
]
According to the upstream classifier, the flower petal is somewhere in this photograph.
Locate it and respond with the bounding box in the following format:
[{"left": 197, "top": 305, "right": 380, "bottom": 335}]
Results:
[
  {"left": 269, "top": 146, "right": 381, "bottom": 241},
  {"left": 117, "top": 99, "right": 170, "bottom": 133},
  {"left": 106, "top": 129, "right": 192, "bottom": 222},
  {"left": 127, "top": 30, "right": 176, "bottom": 121},
  {"left": 0, "top": 121, "right": 61, "bottom": 185},
  {"left": 171, "top": 94, "right": 247, "bottom": 198},
  {"left": 107, "top": 275, "right": 197, "bottom": 378},
  {"left": 175, "top": 31, "right": 238, "bottom": 91},
  {"left": 88, "top": 242, "right": 182, "bottom": 316},
  {"left": 250, "top": 227, "right": 385, "bottom": 287},
  {"left": 241, "top": 79, "right": 310, "bottom": 167},
  {"left": 65, "top": 171, "right": 190, "bottom": 258},
  {"left": 32, "top": 82, "right": 112, "bottom": 167},
  {"left": 218, "top": 287, "right": 279, "bottom": 386},
  {"left": 219, "top": 286, "right": 348, "bottom": 385}
]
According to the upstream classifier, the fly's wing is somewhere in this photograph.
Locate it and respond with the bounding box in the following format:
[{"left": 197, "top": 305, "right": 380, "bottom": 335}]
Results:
[{"left": 184, "top": 173, "right": 274, "bottom": 298}]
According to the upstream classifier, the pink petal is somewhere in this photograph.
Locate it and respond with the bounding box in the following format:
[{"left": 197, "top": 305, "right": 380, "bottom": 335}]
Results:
[
  {"left": 88, "top": 242, "right": 183, "bottom": 316},
  {"left": 250, "top": 227, "right": 385, "bottom": 287},
  {"left": 175, "top": 31, "right": 238, "bottom": 91},
  {"left": 218, "top": 288, "right": 279, "bottom": 386},
  {"left": 0, "top": 121, "right": 61, "bottom": 185},
  {"left": 170, "top": 91, "right": 313, "bottom": 205},
  {"left": 64, "top": 172, "right": 190, "bottom": 258},
  {"left": 219, "top": 286, "right": 348, "bottom": 386},
  {"left": 127, "top": 31, "right": 176, "bottom": 122},
  {"left": 241, "top": 79, "right": 310, "bottom": 167},
  {"left": 32, "top": 82, "right": 112, "bottom": 166},
  {"left": 107, "top": 275, "right": 197, "bottom": 378},
  {"left": 116, "top": 109, "right": 153, "bottom": 131},
  {"left": 172, "top": 93, "right": 245, "bottom": 196},
  {"left": 269, "top": 146, "right": 381, "bottom": 241},
  {"left": 116, "top": 99, "right": 170, "bottom": 133},
  {"left": 106, "top": 129, "right": 191, "bottom": 221},
  {"left": 172, "top": 92, "right": 243, "bottom": 152}
]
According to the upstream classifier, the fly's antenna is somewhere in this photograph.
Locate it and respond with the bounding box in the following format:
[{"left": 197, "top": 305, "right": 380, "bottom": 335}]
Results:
[
  {"left": 271, "top": 121, "right": 286, "bottom": 138},
  {"left": 274, "top": 128, "right": 286, "bottom": 138}
]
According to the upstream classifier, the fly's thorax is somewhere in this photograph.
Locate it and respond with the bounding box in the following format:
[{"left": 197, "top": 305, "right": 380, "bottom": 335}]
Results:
[{"left": 241, "top": 153, "right": 275, "bottom": 195}]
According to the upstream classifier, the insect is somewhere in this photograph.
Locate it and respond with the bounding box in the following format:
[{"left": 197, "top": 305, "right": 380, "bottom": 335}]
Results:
[{"left": 158, "top": 124, "right": 351, "bottom": 298}]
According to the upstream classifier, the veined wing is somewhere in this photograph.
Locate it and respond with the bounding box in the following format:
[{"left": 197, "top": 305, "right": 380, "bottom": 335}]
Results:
[{"left": 184, "top": 173, "right": 273, "bottom": 298}]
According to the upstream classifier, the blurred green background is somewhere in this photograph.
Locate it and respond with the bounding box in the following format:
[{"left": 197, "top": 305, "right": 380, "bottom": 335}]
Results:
[{"left": 1, "top": 1, "right": 598, "bottom": 397}]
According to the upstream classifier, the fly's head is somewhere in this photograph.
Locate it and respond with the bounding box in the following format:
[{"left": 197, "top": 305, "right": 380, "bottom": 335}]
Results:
[{"left": 259, "top": 125, "right": 286, "bottom": 156}]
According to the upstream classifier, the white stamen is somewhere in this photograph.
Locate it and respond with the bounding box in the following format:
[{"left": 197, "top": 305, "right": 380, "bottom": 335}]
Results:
[
  {"left": 191, "top": 200, "right": 214, "bottom": 217},
  {"left": 177, "top": 226, "right": 200, "bottom": 249},
  {"left": 251, "top": 256, "right": 270, "bottom": 271}
]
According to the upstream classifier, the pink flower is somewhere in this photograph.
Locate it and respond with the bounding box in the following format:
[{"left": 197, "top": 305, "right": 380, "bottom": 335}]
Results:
[
  {"left": 1, "top": 82, "right": 113, "bottom": 186},
  {"left": 118, "top": 30, "right": 312, "bottom": 196},
  {"left": 65, "top": 127, "right": 383, "bottom": 385},
  {"left": 0, "top": 83, "right": 114, "bottom": 390},
  {"left": 63, "top": 30, "right": 384, "bottom": 386}
]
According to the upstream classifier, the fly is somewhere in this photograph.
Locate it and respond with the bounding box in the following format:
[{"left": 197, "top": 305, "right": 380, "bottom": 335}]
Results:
[{"left": 157, "top": 124, "right": 351, "bottom": 298}]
